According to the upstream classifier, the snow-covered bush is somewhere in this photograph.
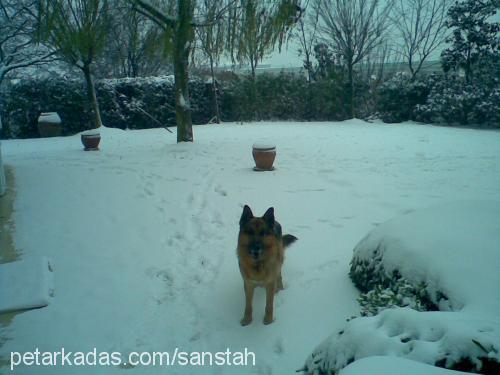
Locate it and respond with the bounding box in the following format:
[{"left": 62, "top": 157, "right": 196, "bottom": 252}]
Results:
[
  {"left": 350, "top": 243, "right": 439, "bottom": 316},
  {"left": 357, "top": 277, "right": 429, "bottom": 317},
  {"left": 1, "top": 77, "right": 91, "bottom": 138},
  {"left": 414, "top": 75, "right": 499, "bottom": 128},
  {"left": 303, "top": 201, "right": 500, "bottom": 374},
  {"left": 304, "top": 308, "right": 500, "bottom": 375},
  {"left": 0, "top": 75, "right": 212, "bottom": 139},
  {"left": 375, "top": 72, "right": 435, "bottom": 123}
]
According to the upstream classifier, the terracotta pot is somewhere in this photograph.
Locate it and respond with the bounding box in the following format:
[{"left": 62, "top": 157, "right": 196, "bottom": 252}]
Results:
[
  {"left": 37, "top": 112, "right": 61, "bottom": 137},
  {"left": 252, "top": 143, "right": 276, "bottom": 171},
  {"left": 81, "top": 130, "right": 101, "bottom": 151}
]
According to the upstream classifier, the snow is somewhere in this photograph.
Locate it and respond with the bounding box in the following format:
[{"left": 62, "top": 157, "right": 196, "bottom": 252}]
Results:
[
  {"left": 0, "top": 256, "right": 54, "bottom": 313},
  {"left": 179, "top": 93, "right": 189, "bottom": 109},
  {"left": 252, "top": 142, "right": 276, "bottom": 150},
  {"left": 101, "top": 75, "right": 175, "bottom": 87},
  {"left": 81, "top": 129, "right": 101, "bottom": 137},
  {"left": 1, "top": 120, "right": 499, "bottom": 374},
  {"left": 306, "top": 308, "right": 500, "bottom": 373},
  {"left": 37, "top": 112, "right": 61, "bottom": 124},
  {"left": 339, "top": 356, "right": 471, "bottom": 375},
  {"left": 304, "top": 200, "right": 500, "bottom": 374},
  {"left": 352, "top": 201, "right": 500, "bottom": 314}
]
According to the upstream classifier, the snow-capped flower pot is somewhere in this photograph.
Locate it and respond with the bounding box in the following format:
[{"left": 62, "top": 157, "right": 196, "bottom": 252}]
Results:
[
  {"left": 252, "top": 143, "right": 276, "bottom": 171},
  {"left": 37, "top": 112, "right": 61, "bottom": 138},
  {"left": 81, "top": 129, "right": 101, "bottom": 151}
]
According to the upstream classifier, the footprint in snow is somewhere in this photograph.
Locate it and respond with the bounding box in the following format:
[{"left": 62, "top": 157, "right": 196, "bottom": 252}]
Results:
[
  {"left": 274, "top": 338, "right": 284, "bottom": 355},
  {"left": 214, "top": 185, "right": 228, "bottom": 196}
]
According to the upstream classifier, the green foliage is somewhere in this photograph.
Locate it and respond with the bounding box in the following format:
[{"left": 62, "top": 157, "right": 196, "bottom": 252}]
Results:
[
  {"left": 38, "top": 0, "right": 111, "bottom": 68},
  {"left": 414, "top": 74, "right": 500, "bottom": 127},
  {"left": 0, "top": 77, "right": 91, "bottom": 139},
  {"left": 0, "top": 76, "right": 212, "bottom": 139},
  {"left": 358, "top": 278, "right": 429, "bottom": 317},
  {"left": 441, "top": 0, "right": 499, "bottom": 82},
  {"left": 376, "top": 73, "right": 436, "bottom": 123},
  {"left": 230, "top": 0, "right": 301, "bottom": 74},
  {"left": 350, "top": 250, "right": 439, "bottom": 316},
  {"left": 220, "top": 71, "right": 349, "bottom": 122}
]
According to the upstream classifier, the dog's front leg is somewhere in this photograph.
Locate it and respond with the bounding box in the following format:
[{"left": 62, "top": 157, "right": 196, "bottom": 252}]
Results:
[
  {"left": 263, "top": 283, "right": 275, "bottom": 325},
  {"left": 241, "top": 281, "right": 255, "bottom": 326},
  {"left": 276, "top": 273, "right": 284, "bottom": 292}
]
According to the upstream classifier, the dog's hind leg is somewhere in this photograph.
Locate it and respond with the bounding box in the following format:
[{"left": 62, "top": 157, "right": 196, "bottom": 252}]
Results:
[
  {"left": 263, "top": 283, "right": 275, "bottom": 325},
  {"left": 241, "top": 281, "right": 255, "bottom": 326}
]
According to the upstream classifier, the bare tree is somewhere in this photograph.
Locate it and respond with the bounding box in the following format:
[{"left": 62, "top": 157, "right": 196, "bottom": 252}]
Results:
[
  {"left": 294, "top": 0, "right": 320, "bottom": 83},
  {"left": 38, "top": 0, "right": 112, "bottom": 129},
  {"left": 194, "top": 0, "right": 227, "bottom": 123},
  {"left": 0, "top": 0, "right": 56, "bottom": 87},
  {"left": 393, "top": 0, "right": 450, "bottom": 79},
  {"left": 131, "top": 0, "right": 300, "bottom": 142},
  {"left": 315, "top": 0, "right": 393, "bottom": 118},
  {"left": 95, "top": 0, "right": 170, "bottom": 78}
]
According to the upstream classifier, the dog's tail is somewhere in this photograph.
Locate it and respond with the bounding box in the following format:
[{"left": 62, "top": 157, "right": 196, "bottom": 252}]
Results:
[{"left": 283, "top": 234, "right": 298, "bottom": 248}]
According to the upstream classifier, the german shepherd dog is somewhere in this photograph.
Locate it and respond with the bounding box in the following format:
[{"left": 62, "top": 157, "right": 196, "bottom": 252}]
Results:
[{"left": 237, "top": 205, "right": 297, "bottom": 325}]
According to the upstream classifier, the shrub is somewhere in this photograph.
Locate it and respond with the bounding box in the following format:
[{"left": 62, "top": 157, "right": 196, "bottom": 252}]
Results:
[
  {"left": 1, "top": 77, "right": 91, "bottom": 138},
  {"left": 376, "top": 73, "right": 435, "bottom": 123},
  {"left": 220, "top": 71, "right": 350, "bottom": 122},
  {"left": 0, "top": 75, "right": 212, "bottom": 139},
  {"left": 350, "top": 247, "right": 440, "bottom": 316},
  {"left": 414, "top": 75, "right": 500, "bottom": 127}
]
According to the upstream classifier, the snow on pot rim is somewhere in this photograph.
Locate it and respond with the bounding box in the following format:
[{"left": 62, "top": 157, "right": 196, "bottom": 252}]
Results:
[
  {"left": 38, "top": 112, "right": 61, "bottom": 124},
  {"left": 252, "top": 142, "right": 276, "bottom": 151},
  {"left": 81, "top": 129, "right": 101, "bottom": 138}
]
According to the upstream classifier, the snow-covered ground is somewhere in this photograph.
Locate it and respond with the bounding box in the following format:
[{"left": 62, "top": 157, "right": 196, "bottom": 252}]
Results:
[{"left": 1, "top": 120, "right": 499, "bottom": 374}]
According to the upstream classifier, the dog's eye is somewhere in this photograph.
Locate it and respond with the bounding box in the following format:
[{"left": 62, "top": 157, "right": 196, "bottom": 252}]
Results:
[
  {"left": 247, "top": 229, "right": 255, "bottom": 236},
  {"left": 261, "top": 229, "right": 270, "bottom": 236}
]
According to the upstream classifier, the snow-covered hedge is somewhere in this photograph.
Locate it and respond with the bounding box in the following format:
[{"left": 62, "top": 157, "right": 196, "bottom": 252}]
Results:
[
  {"left": 414, "top": 76, "right": 500, "bottom": 127},
  {"left": 303, "top": 201, "right": 500, "bottom": 375},
  {"left": 375, "top": 72, "right": 499, "bottom": 128},
  {"left": 375, "top": 72, "right": 435, "bottom": 123},
  {"left": 305, "top": 309, "right": 500, "bottom": 375},
  {"left": 220, "top": 71, "right": 351, "bottom": 122},
  {"left": 0, "top": 75, "right": 212, "bottom": 139}
]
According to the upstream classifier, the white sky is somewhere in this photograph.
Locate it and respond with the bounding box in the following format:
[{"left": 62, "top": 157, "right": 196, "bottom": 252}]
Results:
[{"left": 261, "top": 2, "right": 500, "bottom": 68}]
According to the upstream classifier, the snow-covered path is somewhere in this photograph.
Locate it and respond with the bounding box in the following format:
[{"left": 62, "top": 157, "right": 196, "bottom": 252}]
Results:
[{"left": 1, "top": 121, "right": 499, "bottom": 374}]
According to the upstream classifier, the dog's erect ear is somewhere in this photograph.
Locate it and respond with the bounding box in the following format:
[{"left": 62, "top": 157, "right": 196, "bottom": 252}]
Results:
[
  {"left": 240, "top": 205, "right": 254, "bottom": 227},
  {"left": 263, "top": 207, "right": 275, "bottom": 226}
]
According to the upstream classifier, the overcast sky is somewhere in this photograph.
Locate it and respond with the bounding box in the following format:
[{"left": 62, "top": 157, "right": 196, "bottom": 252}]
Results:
[{"left": 261, "top": 2, "right": 500, "bottom": 68}]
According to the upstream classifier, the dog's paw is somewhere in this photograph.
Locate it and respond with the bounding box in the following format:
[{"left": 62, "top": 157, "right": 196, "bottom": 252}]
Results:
[
  {"left": 263, "top": 314, "right": 274, "bottom": 325},
  {"left": 240, "top": 316, "right": 252, "bottom": 326}
]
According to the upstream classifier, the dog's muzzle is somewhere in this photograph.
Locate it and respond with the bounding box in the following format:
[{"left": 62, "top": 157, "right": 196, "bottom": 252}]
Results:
[{"left": 249, "top": 242, "right": 263, "bottom": 260}]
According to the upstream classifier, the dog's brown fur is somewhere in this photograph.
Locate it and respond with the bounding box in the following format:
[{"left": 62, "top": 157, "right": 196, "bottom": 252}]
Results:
[{"left": 237, "top": 205, "right": 297, "bottom": 326}]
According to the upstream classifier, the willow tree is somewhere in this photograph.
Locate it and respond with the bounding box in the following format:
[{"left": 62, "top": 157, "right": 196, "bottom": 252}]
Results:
[
  {"left": 195, "top": 0, "right": 227, "bottom": 124},
  {"left": 38, "top": 0, "right": 111, "bottom": 129},
  {"left": 131, "top": 0, "right": 300, "bottom": 142},
  {"left": 230, "top": 0, "right": 300, "bottom": 79}
]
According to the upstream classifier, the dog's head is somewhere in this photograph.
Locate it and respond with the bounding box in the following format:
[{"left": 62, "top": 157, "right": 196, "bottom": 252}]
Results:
[{"left": 238, "top": 205, "right": 280, "bottom": 261}]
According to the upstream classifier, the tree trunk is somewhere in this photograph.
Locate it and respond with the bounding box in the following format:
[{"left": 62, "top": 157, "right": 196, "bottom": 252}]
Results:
[
  {"left": 347, "top": 61, "right": 355, "bottom": 119},
  {"left": 209, "top": 56, "right": 221, "bottom": 124},
  {"left": 250, "top": 58, "right": 259, "bottom": 120},
  {"left": 82, "top": 65, "right": 103, "bottom": 129},
  {"left": 174, "top": 0, "right": 194, "bottom": 142}
]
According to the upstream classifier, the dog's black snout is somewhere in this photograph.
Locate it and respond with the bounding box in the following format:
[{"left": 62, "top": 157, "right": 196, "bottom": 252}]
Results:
[{"left": 249, "top": 242, "right": 263, "bottom": 258}]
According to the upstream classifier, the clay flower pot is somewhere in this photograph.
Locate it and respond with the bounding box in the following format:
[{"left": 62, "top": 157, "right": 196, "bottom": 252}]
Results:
[
  {"left": 37, "top": 112, "right": 62, "bottom": 137},
  {"left": 252, "top": 143, "right": 276, "bottom": 171},
  {"left": 81, "top": 129, "right": 101, "bottom": 151}
]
